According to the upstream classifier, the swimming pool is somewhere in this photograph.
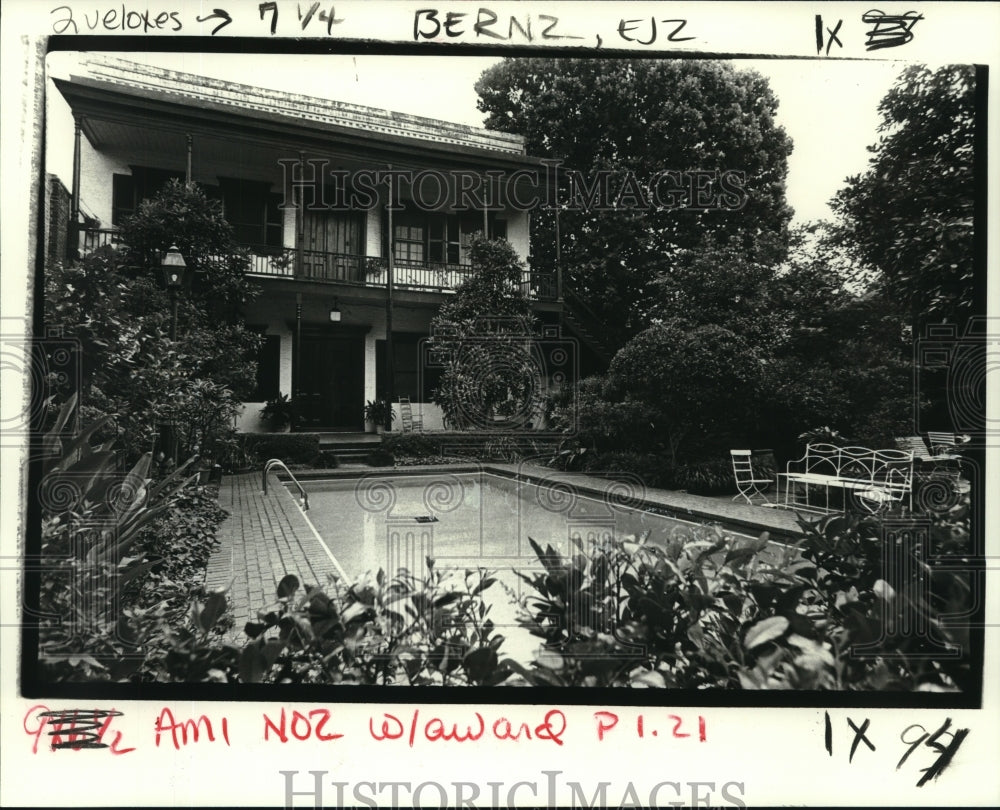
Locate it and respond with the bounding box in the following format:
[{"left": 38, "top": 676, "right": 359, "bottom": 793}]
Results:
[
  {"left": 294, "top": 469, "right": 779, "bottom": 661},
  {"left": 299, "top": 470, "right": 763, "bottom": 580}
]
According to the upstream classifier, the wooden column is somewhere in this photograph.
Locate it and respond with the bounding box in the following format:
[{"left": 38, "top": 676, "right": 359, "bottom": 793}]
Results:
[
  {"left": 295, "top": 151, "right": 305, "bottom": 278},
  {"left": 294, "top": 293, "right": 303, "bottom": 403},
  {"left": 385, "top": 165, "right": 395, "bottom": 409},
  {"left": 69, "top": 116, "right": 82, "bottom": 260},
  {"left": 185, "top": 134, "right": 193, "bottom": 183}
]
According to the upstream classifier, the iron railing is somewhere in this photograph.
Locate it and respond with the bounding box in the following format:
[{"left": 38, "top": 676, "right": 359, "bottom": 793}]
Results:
[
  {"left": 79, "top": 229, "right": 559, "bottom": 299},
  {"left": 262, "top": 458, "right": 310, "bottom": 511}
]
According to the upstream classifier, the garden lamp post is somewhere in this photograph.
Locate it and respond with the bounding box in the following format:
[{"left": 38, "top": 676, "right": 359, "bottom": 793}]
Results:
[
  {"left": 160, "top": 246, "right": 186, "bottom": 465},
  {"left": 161, "top": 245, "right": 187, "bottom": 340}
]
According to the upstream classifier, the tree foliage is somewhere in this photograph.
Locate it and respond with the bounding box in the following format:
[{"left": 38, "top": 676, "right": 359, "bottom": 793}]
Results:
[
  {"left": 831, "top": 64, "right": 977, "bottom": 326},
  {"left": 606, "top": 320, "right": 763, "bottom": 465},
  {"left": 475, "top": 58, "right": 794, "bottom": 350},
  {"left": 429, "top": 236, "right": 540, "bottom": 428},
  {"left": 45, "top": 181, "right": 262, "bottom": 463}
]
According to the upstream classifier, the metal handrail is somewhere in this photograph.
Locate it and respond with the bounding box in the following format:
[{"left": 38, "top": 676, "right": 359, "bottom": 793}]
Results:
[{"left": 262, "top": 458, "right": 310, "bottom": 511}]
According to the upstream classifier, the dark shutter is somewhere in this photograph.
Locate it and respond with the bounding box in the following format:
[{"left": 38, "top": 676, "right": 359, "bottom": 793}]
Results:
[{"left": 252, "top": 334, "right": 281, "bottom": 401}]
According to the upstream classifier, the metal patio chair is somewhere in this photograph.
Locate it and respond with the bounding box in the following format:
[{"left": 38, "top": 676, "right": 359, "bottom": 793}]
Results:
[
  {"left": 926, "top": 431, "right": 969, "bottom": 456},
  {"left": 730, "top": 449, "right": 774, "bottom": 505}
]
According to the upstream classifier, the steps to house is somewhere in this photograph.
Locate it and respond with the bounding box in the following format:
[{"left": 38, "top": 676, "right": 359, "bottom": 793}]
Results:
[{"left": 317, "top": 432, "right": 383, "bottom": 464}]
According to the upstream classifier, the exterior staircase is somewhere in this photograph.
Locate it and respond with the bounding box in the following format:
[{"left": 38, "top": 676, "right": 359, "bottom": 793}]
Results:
[{"left": 560, "top": 286, "right": 614, "bottom": 367}]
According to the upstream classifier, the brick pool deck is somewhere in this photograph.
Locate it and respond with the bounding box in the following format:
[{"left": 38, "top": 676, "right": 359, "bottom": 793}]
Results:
[
  {"left": 204, "top": 472, "right": 344, "bottom": 639},
  {"left": 205, "top": 463, "right": 804, "bottom": 638}
]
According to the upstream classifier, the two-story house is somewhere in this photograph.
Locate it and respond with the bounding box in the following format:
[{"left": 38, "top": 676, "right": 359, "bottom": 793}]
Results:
[{"left": 45, "top": 56, "right": 584, "bottom": 434}]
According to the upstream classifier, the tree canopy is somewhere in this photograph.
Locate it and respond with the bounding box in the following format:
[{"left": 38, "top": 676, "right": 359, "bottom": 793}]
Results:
[
  {"left": 46, "top": 181, "right": 262, "bottom": 464},
  {"left": 831, "top": 64, "right": 977, "bottom": 327},
  {"left": 429, "top": 236, "right": 539, "bottom": 429},
  {"left": 475, "top": 58, "right": 794, "bottom": 350}
]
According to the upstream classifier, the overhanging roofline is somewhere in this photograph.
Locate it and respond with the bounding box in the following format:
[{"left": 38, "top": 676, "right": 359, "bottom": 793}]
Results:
[{"left": 52, "top": 75, "right": 547, "bottom": 174}]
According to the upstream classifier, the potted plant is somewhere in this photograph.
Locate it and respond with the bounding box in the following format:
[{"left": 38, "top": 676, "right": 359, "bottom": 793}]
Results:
[
  {"left": 260, "top": 393, "right": 297, "bottom": 432},
  {"left": 363, "top": 399, "right": 395, "bottom": 435}
]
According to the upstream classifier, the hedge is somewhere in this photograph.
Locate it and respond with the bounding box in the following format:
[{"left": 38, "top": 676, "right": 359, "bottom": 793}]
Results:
[{"left": 229, "top": 433, "right": 321, "bottom": 468}]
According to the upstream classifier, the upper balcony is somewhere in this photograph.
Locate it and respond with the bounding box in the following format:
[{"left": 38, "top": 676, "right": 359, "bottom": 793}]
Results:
[{"left": 81, "top": 228, "right": 559, "bottom": 301}]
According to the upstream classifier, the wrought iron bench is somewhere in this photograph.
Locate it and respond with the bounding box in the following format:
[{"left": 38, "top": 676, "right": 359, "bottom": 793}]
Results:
[{"left": 782, "top": 443, "right": 914, "bottom": 514}]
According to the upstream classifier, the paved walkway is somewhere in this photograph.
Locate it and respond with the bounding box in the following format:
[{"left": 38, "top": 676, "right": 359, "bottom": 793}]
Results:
[
  {"left": 204, "top": 472, "right": 343, "bottom": 640},
  {"left": 483, "top": 462, "right": 803, "bottom": 540}
]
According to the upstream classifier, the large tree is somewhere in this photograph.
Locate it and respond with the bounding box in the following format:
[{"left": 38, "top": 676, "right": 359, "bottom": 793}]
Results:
[
  {"left": 46, "top": 181, "right": 262, "bottom": 464},
  {"left": 831, "top": 64, "right": 977, "bottom": 328},
  {"left": 429, "top": 236, "right": 539, "bottom": 429},
  {"left": 475, "top": 58, "right": 794, "bottom": 350}
]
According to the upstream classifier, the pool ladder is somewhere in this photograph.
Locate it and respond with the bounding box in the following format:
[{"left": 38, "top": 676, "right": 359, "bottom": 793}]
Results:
[{"left": 262, "top": 458, "right": 310, "bottom": 511}]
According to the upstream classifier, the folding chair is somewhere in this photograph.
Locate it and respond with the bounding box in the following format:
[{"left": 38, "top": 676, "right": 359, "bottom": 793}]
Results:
[
  {"left": 731, "top": 449, "right": 773, "bottom": 505},
  {"left": 897, "top": 436, "right": 963, "bottom": 495},
  {"left": 926, "top": 432, "right": 968, "bottom": 455},
  {"left": 398, "top": 397, "right": 423, "bottom": 433}
]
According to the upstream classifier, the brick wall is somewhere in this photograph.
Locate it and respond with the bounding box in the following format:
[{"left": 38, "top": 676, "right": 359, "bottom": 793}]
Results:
[{"left": 45, "top": 173, "right": 71, "bottom": 264}]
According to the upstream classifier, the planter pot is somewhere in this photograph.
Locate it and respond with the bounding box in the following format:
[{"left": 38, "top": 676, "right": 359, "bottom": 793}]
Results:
[
  {"left": 376, "top": 425, "right": 385, "bottom": 436},
  {"left": 364, "top": 420, "right": 376, "bottom": 434}
]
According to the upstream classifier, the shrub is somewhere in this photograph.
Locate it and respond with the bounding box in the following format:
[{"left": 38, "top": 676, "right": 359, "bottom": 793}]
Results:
[
  {"left": 36, "top": 396, "right": 207, "bottom": 682},
  {"left": 228, "top": 433, "right": 321, "bottom": 469},
  {"left": 579, "top": 450, "right": 667, "bottom": 488},
  {"left": 383, "top": 433, "right": 442, "bottom": 458},
  {"left": 663, "top": 458, "right": 735, "bottom": 495},
  {"left": 366, "top": 449, "right": 395, "bottom": 467},
  {"left": 238, "top": 562, "right": 507, "bottom": 685},
  {"left": 429, "top": 236, "right": 539, "bottom": 429},
  {"left": 507, "top": 495, "right": 974, "bottom": 691},
  {"left": 607, "top": 320, "right": 763, "bottom": 465}
]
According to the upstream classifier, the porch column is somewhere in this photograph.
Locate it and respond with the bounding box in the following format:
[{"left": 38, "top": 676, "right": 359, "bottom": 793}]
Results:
[
  {"left": 69, "top": 115, "right": 82, "bottom": 260},
  {"left": 295, "top": 151, "right": 305, "bottom": 277},
  {"left": 384, "top": 164, "right": 395, "bottom": 409},
  {"left": 294, "top": 293, "right": 303, "bottom": 405},
  {"left": 185, "top": 134, "right": 192, "bottom": 183}
]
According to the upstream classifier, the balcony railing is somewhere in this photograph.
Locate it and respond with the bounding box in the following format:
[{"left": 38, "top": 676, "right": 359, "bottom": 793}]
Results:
[
  {"left": 82, "top": 228, "right": 123, "bottom": 251},
  {"left": 80, "top": 229, "right": 558, "bottom": 300}
]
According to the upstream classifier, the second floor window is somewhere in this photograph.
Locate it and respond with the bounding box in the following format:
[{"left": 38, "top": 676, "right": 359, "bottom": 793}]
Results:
[{"left": 391, "top": 210, "right": 504, "bottom": 267}]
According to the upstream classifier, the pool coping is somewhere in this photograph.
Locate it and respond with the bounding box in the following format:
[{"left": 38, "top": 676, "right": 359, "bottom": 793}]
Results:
[{"left": 275, "top": 461, "right": 805, "bottom": 542}]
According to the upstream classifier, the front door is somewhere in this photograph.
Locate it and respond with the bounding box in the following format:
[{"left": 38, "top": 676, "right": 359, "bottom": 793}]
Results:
[{"left": 297, "top": 332, "right": 364, "bottom": 430}]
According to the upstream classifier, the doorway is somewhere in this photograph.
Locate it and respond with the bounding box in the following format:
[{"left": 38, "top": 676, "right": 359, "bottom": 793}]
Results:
[{"left": 296, "top": 330, "right": 365, "bottom": 431}]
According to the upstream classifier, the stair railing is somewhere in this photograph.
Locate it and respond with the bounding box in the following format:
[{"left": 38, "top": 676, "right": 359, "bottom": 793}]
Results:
[
  {"left": 262, "top": 458, "right": 310, "bottom": 511},
  {"left": 561, "top": 286, "right": 613, "bottom": 361}
]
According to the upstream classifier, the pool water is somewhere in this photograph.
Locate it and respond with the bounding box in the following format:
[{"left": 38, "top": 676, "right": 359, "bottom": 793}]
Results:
[
  {"left": 295, "top": 471, "right": 769, "bottom": 663},
  {"left": 300, "top": 471, "right": 757, "bottom": 580}
]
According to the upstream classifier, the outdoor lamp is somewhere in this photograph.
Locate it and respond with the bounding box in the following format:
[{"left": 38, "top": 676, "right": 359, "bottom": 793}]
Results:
[
  {"left": 161, "top": 245, "right": 187, "bottom": 288},
  {"left": 329, "top": 297, "right": 342, "bottom": 323}
]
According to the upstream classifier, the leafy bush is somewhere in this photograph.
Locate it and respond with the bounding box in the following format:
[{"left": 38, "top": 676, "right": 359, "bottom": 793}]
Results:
[
  {"left": 260, "top": 393, "right": 298, "bottom": 431},
  {"left": 663, "top": 458, "right": 735, "bottom": 495},
  {"left": 607, "top": 320, "right": 763, "bottom": 465},
  {"left": 238, "top": 562, "right": 507, "bottom": 685},
  {"left": 383, "top": 433, "right": 442, "bottom": 458},
  {"left": 228, "top": 433, "right": 321, "bottom": 469},
  {"left": 46, "top": 179, "right": 262, "bottom": 466},
  {"left": 508, "top": 495, "right": 973, "bottom": 690},
  {"left": 429, "top": 236, "right": 539, "bottom": 429},
  {"left": 36, "top": 397, "right": 206, "bottom": 681},
  {"left": 366, "top": 449, "right": 395, "bottom": 467},
  {"left": 577, "top": 450, "right": 667, "bottom": 487}
]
